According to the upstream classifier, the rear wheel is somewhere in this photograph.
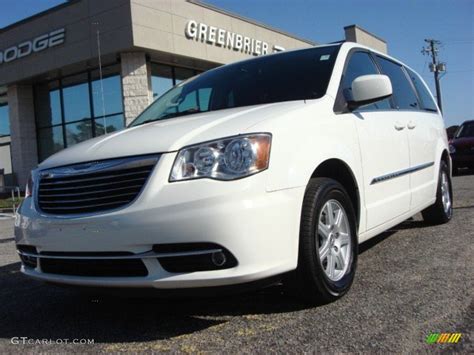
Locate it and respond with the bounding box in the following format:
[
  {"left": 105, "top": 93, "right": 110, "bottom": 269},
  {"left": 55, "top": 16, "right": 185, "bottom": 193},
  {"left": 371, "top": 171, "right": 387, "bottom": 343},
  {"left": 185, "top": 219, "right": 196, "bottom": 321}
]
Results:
[
  {"left": 422, "top": 160, "right": 453, "bottom": 225},
  {"left": 286, "top": 178, "right": 358, "bottom": 304}
]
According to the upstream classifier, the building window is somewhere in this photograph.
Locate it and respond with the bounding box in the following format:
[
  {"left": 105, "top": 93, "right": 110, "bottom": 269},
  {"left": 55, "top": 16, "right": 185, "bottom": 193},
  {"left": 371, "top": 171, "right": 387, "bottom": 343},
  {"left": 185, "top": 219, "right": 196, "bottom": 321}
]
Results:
[
  {"left": 0, "top": 98, "right": 13, "bottom": 186},
  {"left": 151, "top": 63, "right": 200, "bottom": 100},
  {"left": 91, "top": 73, "right": 124, "bottom": 133},
  {"left": 34, "top": 64, "right": 124, "bottom": 161},
  {"left": 0, "top": 102, "right": 9, "bottom": 137},
  {"left": 37, "top": 126, "right": 64, "bottom": 161}
]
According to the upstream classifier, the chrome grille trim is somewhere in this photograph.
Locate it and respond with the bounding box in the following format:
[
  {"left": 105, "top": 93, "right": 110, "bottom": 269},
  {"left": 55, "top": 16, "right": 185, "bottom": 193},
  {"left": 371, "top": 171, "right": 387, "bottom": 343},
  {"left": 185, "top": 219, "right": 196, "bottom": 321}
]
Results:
[
  {"left": 39, "top": 192, "right": 137, "bottom": 204},
  {"left": 39, "top": 169, "right": 151, "bottom": 186},
  {"left": 36, "top": 155, "right": 160, "bottom": 215},
  {"left": 38, "top": 177, "right": 148, "bottom": 192},
  {"left": 17, "top": 248, "right": 223, "bottom": 260},
  {"left": 38, "top": 184, "right": 144, "bottom": 198}
]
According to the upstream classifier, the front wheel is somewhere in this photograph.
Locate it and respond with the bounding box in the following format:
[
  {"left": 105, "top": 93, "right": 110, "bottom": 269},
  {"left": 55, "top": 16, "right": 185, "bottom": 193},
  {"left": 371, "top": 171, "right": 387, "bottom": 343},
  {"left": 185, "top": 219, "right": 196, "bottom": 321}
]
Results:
[
  {"left": 422, "top": 160, "right": 453, "bottom": 225},
  {"left": 286, "top": 178, "right": 358, "bottom": 304}
]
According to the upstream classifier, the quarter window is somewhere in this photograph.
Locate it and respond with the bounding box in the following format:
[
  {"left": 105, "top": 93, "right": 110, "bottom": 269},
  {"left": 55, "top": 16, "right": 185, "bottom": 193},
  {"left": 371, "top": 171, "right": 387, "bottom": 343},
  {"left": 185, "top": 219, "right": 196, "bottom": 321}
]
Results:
[
  {"left": 405, "top": 68, "right": 438, "bottom": 112},
  {"left": 376, "top": 56, "right": 420, "bottom": 110},
  {"left": 342, "top": 52, "right": 391, "bottom": 110}
]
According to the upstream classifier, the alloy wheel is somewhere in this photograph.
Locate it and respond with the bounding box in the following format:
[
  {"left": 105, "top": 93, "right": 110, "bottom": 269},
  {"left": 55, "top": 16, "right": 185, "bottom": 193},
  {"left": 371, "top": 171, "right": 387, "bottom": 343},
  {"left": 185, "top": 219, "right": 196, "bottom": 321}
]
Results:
[
  {"left": 317, "top": 199, "right": 352, "bottom": 282},
  {"left": 441, "top": 172, "right": 452, "bottom": 215}
]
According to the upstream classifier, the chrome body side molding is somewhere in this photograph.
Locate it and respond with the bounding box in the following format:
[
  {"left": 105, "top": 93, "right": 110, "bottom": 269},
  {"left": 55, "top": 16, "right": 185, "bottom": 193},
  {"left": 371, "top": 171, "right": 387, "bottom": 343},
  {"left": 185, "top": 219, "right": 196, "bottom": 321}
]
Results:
[{"left": 371, "top": 162, "right": 434, "bottom": 185}]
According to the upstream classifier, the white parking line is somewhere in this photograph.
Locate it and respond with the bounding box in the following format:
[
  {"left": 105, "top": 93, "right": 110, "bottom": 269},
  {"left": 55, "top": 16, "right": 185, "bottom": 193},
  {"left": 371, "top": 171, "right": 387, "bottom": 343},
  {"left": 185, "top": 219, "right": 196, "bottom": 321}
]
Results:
[{"left": 0, "top": 214, "right": 14, "bottom": 220}]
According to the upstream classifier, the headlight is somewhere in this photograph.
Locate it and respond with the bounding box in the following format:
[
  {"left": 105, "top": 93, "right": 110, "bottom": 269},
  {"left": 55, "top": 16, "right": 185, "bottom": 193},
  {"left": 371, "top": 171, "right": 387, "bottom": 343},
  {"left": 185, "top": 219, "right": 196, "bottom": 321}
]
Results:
[
  {"left": 170, "top": 133, "right": 272, "bottom": 181},
  {"left": 25, "top": 172, "right": 34, "bottom": 198},
  {"left": 449, "top": 144, "right": 456, "bottom": 154}
]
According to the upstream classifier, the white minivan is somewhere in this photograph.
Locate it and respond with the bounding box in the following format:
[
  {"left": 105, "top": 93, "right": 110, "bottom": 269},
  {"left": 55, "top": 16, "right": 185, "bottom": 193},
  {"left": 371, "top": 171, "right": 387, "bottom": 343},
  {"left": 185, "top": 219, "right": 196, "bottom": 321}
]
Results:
[{"left": 15, "top": 42, "right": 452, "bottom": 303}]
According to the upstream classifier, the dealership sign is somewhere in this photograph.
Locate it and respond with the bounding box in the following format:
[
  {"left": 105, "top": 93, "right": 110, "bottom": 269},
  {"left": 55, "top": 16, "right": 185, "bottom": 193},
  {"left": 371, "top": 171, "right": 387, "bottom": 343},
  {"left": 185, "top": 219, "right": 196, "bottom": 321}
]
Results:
[
  {"left": 185, "top": 20, "right": 284, "bottom": 56},
  {"left": 0, "top": 28, "right": 65, "bottom": 65}
]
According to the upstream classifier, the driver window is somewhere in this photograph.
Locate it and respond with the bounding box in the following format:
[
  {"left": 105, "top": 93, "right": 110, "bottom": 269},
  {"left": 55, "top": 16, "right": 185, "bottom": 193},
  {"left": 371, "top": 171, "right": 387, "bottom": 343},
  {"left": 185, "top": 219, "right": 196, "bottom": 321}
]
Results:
[{"left": 343, "top": 52, "right": 391, "bottom": 111}]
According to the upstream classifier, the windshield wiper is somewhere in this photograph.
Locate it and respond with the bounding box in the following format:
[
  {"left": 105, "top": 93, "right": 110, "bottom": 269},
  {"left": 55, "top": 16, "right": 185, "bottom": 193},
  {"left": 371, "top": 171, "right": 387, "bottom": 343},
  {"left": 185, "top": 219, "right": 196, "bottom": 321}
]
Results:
[{"left": 135, "top": 108, "right": 202, "bottom": 126}]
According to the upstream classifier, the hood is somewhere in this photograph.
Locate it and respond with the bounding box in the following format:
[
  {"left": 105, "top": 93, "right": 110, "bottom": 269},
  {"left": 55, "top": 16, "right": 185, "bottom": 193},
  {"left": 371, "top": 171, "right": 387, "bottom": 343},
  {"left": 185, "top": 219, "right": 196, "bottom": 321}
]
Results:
[
  {"left": 451, "top": 136, "right": 474, "bottom": 148},
  {"left": 39, "top": 101, "right": 306, "bottom": 169}
]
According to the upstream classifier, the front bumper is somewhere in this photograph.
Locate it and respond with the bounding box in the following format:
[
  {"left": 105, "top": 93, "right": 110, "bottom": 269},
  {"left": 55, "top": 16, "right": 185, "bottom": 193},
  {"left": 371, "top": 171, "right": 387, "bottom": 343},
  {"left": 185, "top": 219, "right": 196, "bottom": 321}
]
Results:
[{"left": 15, "top": 153, "right": 305, "bottom": 289}]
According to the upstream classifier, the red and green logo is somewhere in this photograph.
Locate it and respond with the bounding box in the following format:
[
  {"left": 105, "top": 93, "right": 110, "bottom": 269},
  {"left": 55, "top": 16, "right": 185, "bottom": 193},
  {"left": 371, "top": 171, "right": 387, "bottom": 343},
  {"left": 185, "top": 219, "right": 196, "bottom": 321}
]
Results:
[{"left": 426, "top": 333, "right": 462, "bottom": 344}]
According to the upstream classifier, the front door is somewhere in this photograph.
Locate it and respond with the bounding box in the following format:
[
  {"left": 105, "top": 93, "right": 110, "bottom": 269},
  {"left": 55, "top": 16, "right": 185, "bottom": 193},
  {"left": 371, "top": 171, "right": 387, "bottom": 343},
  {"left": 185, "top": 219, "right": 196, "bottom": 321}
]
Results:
[
  {"left": 354, "top": 111, "right": 411, "bottom": 230},
  {"left": 339, "top": 51, "right": 411, "bottom": 231}
]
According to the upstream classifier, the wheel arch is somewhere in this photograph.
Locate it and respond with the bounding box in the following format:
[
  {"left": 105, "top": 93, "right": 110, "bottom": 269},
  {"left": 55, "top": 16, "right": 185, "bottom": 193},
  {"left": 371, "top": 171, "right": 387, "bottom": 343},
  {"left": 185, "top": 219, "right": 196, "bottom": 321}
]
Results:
[
  {"left": 310, "top": 159, "right": 361, "bottom": 228},
  {"left": 440, "top": 149, "right": 453, "bottom": 199},
  {"left": 441, "top": 149, "right": 451, "bottom": 172}
]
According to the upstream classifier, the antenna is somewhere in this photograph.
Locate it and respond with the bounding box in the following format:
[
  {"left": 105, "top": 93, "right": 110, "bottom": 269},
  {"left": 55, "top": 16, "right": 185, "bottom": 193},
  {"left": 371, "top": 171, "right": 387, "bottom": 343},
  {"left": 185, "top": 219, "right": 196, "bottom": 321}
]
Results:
[{"left": 92, "top": 21, "right": 107, "bottom": 134}]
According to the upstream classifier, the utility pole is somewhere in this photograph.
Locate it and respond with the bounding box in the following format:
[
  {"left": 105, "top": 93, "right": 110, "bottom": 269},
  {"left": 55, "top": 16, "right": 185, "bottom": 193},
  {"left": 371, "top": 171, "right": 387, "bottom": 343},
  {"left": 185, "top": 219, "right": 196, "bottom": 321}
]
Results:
[{"left": 422, "top": 39, "right": 446, "bottom": 112}]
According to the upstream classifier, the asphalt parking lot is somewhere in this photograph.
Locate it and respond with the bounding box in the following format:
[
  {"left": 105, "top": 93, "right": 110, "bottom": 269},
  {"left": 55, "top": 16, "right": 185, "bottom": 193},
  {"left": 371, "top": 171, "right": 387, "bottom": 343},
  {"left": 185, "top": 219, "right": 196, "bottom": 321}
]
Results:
[{"left": 0, "top": 174, "right": 472, "bottom": 353}]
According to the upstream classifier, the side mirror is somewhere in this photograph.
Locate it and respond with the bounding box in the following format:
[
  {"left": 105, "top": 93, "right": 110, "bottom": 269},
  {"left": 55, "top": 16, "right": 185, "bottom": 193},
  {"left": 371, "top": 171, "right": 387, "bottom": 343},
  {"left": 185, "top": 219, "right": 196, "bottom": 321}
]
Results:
[{"left": 348, "top": 74, "right": 392, "bottom": 110}]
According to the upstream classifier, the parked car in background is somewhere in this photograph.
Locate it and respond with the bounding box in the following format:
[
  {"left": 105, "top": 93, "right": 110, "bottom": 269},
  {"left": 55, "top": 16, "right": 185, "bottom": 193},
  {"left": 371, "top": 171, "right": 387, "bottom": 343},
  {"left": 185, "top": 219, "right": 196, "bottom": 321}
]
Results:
[
  {"left": 446, "top": 125, "right": 459, "bottom": 140},
  {"left": 15, "top": 42, "right": 453, "bottom": 304},
  {"left": 449, "top": 120, "right": 474, "bottom": 174}
]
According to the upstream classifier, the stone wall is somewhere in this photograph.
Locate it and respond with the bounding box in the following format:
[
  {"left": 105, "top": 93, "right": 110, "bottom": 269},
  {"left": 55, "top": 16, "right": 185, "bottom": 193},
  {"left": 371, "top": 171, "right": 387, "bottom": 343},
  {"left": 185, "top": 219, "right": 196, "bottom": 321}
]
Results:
[{"left": 120, "top": 52, "right": 152, "bottom": 125}]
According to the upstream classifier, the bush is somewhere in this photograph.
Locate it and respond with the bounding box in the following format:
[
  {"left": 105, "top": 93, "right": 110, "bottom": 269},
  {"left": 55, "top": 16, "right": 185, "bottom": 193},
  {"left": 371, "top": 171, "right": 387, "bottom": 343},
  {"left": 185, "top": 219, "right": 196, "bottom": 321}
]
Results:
[{"left": 0, "top": 197, "right": 24, "bottom": 209}]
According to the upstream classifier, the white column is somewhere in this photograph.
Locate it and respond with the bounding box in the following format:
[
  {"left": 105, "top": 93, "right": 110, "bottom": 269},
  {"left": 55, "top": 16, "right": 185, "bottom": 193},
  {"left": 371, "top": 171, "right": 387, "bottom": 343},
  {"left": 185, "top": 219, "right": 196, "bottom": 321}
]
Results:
[{"left": 7, "top": 84, "right": 38, "bottom": 188}]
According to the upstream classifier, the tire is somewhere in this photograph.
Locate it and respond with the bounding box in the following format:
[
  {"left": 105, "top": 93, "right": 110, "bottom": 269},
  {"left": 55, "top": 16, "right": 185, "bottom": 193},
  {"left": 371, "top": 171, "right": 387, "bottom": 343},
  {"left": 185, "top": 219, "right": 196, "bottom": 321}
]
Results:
[
  {"left": 286, "top": 178, "right": 358, "bottom": 305},
  {"left": 422, "top": 160, "right": 453, "bottom": 225}
]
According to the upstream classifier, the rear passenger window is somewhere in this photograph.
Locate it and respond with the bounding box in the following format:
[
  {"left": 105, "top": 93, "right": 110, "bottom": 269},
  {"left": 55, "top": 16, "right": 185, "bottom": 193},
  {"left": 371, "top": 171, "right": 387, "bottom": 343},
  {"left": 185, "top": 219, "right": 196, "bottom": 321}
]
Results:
[
  {"left": 342, "top": 52, "right": 391, "bottom": 110},
  {"left": 376, "top": 56, "right": 420, "bottom": 110},
  {"left": 405, "top": 68, "right": 438, "bottom": 112}
]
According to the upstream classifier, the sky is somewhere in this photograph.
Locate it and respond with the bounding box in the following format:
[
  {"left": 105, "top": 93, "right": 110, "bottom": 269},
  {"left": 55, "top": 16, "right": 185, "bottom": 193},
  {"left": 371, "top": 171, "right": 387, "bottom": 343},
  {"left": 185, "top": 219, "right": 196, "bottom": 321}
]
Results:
[{"left": 0, "top": 0, "right": 472, "bottom": 127}]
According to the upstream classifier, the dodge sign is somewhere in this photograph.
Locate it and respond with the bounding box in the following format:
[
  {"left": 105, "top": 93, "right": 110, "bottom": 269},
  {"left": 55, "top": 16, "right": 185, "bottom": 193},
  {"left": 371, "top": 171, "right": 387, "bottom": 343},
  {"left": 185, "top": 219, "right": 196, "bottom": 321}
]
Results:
[{"left": 0, "top": 28, "right": 65, "bottom": 65}]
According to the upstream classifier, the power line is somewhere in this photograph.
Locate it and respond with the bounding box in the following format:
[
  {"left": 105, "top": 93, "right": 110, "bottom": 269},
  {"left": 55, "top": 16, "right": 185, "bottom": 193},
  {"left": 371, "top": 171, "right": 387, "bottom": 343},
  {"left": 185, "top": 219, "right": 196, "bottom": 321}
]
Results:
[
  {"left": 444, "top": 69, "right": 474, "bottom": 73},
  {"left": 443, "top": 41, "right": 474, "bottom": 45}
]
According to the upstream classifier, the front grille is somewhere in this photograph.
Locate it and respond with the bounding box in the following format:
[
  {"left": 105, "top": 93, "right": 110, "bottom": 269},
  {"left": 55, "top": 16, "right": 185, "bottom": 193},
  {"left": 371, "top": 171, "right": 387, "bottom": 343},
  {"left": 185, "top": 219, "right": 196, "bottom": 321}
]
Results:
[
  {"left": 40, "top": 258, "right": 148, "bottom": 277},
  {"left": 37, "top": 155, "right": 159, "bottom": 215}
]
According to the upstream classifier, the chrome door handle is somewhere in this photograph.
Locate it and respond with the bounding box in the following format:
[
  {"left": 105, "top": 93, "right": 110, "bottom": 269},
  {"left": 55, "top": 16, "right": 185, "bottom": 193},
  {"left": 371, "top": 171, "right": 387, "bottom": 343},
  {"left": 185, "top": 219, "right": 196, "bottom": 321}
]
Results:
[
  {"left": 394, "top": 122, "right": 405, "bottom": 130},
  {"left": 407, "top": 121, "right": 416, "bottom": 129}
]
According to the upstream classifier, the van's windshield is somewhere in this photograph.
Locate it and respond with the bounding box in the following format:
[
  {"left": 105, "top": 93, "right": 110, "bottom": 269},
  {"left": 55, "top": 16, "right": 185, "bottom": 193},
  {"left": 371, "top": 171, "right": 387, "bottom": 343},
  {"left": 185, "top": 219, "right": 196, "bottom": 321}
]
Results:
[{"left": 129, "top": 45, "right": 339, "bottom": 127}]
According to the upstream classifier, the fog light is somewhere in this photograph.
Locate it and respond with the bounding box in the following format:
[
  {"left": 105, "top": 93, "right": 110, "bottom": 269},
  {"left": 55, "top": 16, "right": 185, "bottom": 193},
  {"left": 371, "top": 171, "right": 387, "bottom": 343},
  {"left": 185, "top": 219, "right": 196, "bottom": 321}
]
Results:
[
  {"left": 211, "top": 251, "right": 227, "bottom": 267},
  {"left": 20, "top": 254, "right": 37, "bottom": 268}
]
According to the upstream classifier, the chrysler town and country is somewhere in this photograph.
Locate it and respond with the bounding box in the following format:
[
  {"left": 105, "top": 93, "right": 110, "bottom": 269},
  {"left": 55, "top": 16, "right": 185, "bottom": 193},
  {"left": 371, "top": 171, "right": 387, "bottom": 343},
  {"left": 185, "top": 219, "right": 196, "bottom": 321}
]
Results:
[{"left": 15, "top": 42, "right": 453, "bottom": 303}]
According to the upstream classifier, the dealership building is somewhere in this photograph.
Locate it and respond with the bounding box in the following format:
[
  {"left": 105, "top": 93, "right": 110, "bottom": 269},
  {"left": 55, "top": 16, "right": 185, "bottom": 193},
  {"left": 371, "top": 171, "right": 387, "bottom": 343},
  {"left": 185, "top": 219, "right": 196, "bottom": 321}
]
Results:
[{"left": 0, "top": 0, "right": 386, "bottom": 188}]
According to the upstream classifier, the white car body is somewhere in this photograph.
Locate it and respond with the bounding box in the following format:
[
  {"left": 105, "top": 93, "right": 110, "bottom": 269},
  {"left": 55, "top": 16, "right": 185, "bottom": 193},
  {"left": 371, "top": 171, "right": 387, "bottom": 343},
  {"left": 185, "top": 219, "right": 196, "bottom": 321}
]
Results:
[{"left": 15, "top": 42, "right": 449, "bottom": 290}]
